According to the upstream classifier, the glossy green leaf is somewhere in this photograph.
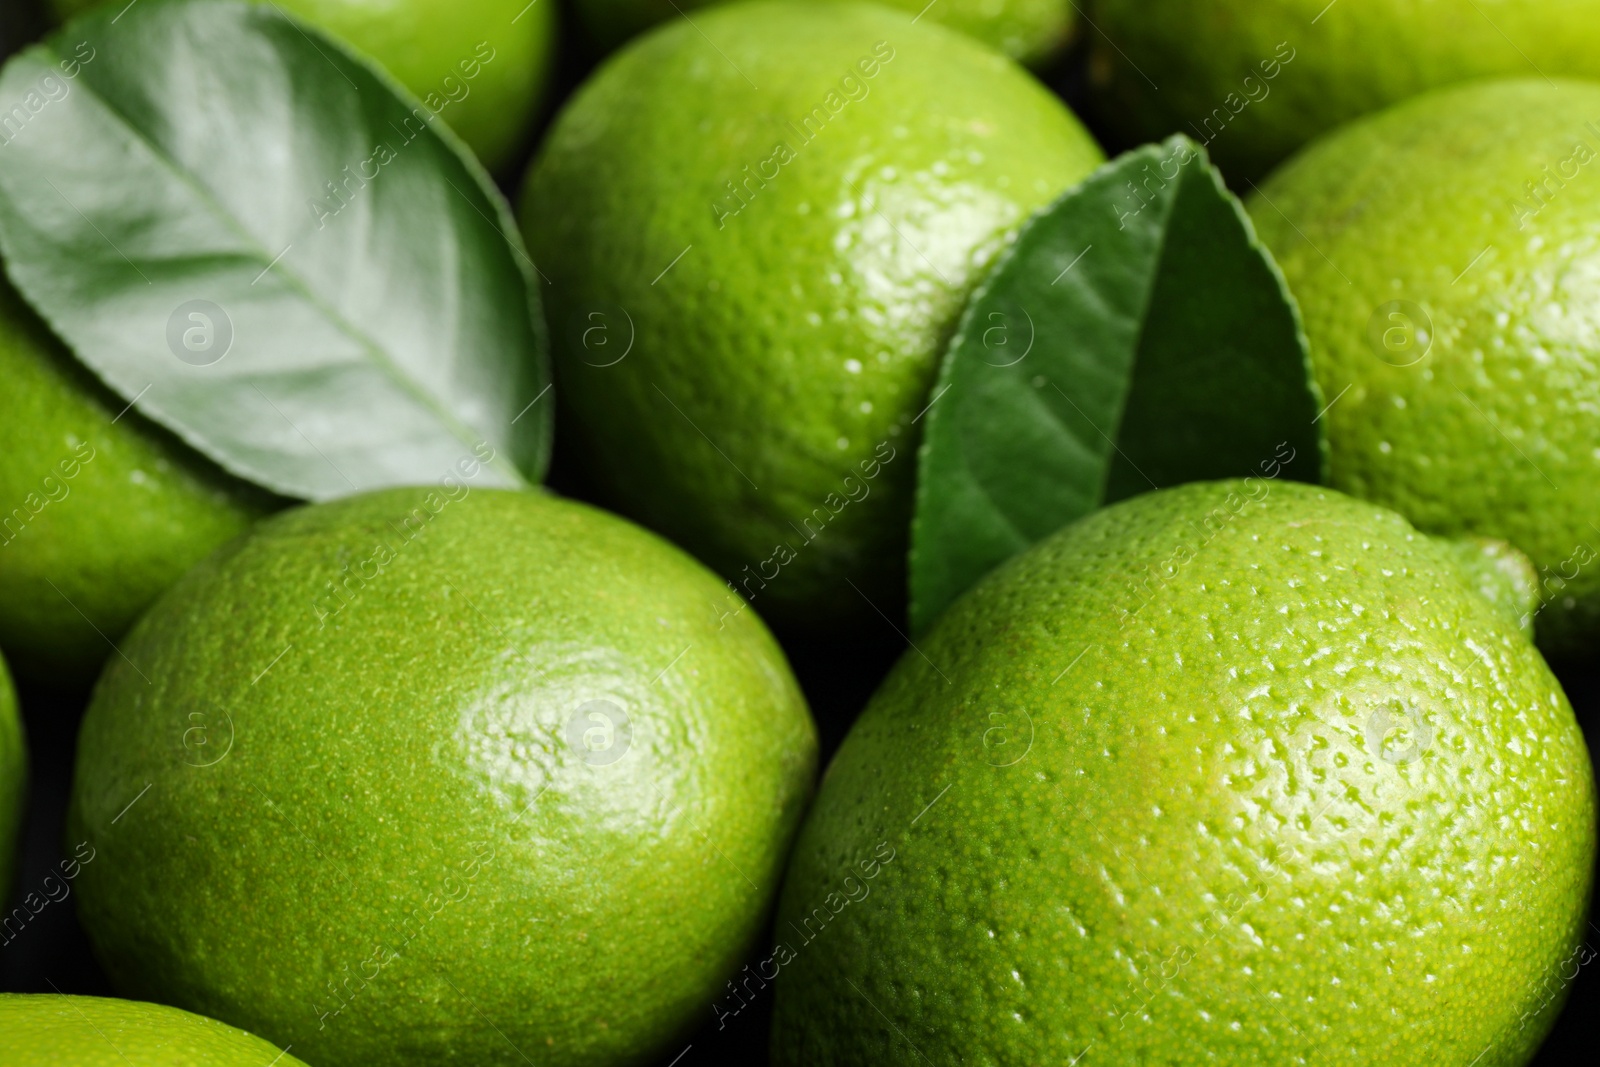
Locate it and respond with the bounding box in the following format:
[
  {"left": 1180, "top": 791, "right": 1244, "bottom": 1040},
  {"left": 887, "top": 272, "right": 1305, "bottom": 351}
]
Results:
[
  {"left": 909, "top": 135, "right": 1327, "bottom": 635},
  {"left": 0, "top": 0, "right": 549, "bottom": 500}
]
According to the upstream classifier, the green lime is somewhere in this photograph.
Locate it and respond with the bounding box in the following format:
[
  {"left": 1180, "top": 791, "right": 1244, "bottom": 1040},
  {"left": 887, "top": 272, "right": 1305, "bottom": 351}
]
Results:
[
  {"left": 50, "top": 0, "right": 556, "bottom": 173},
  {"left": 0, "top": 650, "right": 23, "bottom": 895},
  {"left": 522, "top": 0, "right": 1103, "bottom": 629},
  {"left": 771, "top": 480, "right": 1594, "bottom": 1065},
  {"left": 0, "top": 277, "right": 272, "bottom": 681},
  {"left": 1247, "top": 78, "right": 1600, "bottom": 658},
  {"left": 69, "top": 487, "right": 817, "bottom": 1067},
  {"left": 0, "top": 995, "right": 312, "bottom": 1066},
  {"left": 1441, "top": 535, "right": 1541, "bottom": 635},
  {"left": 573, "top": 0, "right": 1076, "bottom": 68},
  {"left": 1085, "top": 0, "right": 1600, "bottom": 179}
]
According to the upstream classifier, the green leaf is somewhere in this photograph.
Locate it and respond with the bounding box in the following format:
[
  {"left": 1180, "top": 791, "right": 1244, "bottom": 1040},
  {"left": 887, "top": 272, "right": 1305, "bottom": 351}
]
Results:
[
  {"left": 0, "top": 0, "right": 549, "bottom": 500},
  {"left": 908, "top": 135, "right": 1327, "bottom": 635}
]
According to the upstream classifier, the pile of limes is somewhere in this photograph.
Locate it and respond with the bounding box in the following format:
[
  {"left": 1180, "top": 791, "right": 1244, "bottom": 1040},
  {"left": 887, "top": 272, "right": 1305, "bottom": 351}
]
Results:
[{"left": 1, "top": 2, "right": 1596, "bottom": 1066}]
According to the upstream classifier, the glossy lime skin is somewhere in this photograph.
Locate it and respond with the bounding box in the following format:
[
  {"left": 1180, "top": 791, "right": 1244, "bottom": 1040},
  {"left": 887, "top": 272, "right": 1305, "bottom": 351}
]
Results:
[
  {"left": 69, "top": 488, "right": 818, "bottom": 1067},
  {"left": 0, "top": 278, "right": 272, "bottom": 683},
  {"left": 1248, "top": 79, "right": 1600, "bottom": 659},
  {"left": 1086, "top": 0, "right": 1600, "bottom": 180},
  {"left": 772, "top": 481, "right": 1595, "bottom": 1066},
  {"left": 574, "top": 0, "right": 1076, "bottom": 68},
  {"left": 0, "top": 652, "right": 23, "bottom": 895},
  {"left": 0, "top": 995, "right": 312, "bottom": 1066},
  {"left": 522, "top": 1, "right": 1103, "bottom": 629},
  {"left": 51, "top": 0, "right": 556, "bottom": 173}
]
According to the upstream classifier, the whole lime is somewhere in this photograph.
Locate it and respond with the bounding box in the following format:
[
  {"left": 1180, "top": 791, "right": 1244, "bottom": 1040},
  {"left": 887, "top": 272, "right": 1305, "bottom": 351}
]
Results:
[
  {"left": 522, "top": 0, "right": 1103, "bottom": 629},
  {"left": 770, "top": 480, "right": 1595, "bottom": 1065},
  {"left": 1085, "top": 0, "right": 1600, "bottom": 179},
  {"left": 0, "top": 650, "right": 23, "bottom": 895},
  {"left": 0, "top": 995, "right": 312, "bottom": 1066},
  {"left": 69, "top": 487, "right": 817, "bottom": 1067},
  {"left": 50, "top": 0, "right": 556, "bottom": 173},
  {"left": 1248, "top": 78, "right": 1600, "bottom": 658},
  {"left": 0, "top": 277, "right": 272, "bottom": 682},
  {"left": 573, "top": 0, "right": 1076, "bottom": 68}
]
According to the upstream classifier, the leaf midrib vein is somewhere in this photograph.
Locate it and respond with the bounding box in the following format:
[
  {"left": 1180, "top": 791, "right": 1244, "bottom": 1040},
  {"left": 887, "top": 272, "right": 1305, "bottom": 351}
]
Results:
[{"left": 1104, "top": 146, "right": 1187, "bottom": 501}]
